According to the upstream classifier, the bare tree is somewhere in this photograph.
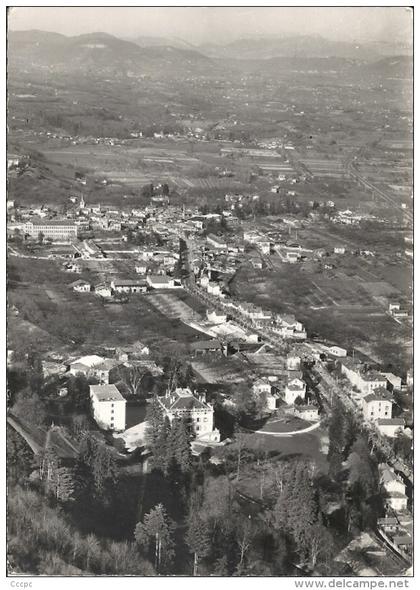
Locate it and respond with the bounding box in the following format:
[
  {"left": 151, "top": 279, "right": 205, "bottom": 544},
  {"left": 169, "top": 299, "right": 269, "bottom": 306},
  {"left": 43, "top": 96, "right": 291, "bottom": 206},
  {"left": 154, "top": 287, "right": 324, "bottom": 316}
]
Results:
[
  {"left": 235, "top": 516, "right": 254, "bottom": 573},
  {"left": 118, "top": 364, "right": 148, "bottom": 396}
]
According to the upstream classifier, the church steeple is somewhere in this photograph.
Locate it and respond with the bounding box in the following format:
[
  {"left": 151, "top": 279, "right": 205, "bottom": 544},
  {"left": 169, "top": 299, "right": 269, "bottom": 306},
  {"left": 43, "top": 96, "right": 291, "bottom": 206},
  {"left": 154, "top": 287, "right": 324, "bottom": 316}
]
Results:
[{"left": 79, "top": 194, "right": 85, "bottom": 209}]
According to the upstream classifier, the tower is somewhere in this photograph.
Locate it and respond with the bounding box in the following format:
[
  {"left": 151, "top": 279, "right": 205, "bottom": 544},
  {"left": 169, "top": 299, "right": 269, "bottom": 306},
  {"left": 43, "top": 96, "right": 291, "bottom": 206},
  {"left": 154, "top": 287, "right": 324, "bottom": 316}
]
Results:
[{"left": 79, "top": 194, "right": 85, "bottom": 210}]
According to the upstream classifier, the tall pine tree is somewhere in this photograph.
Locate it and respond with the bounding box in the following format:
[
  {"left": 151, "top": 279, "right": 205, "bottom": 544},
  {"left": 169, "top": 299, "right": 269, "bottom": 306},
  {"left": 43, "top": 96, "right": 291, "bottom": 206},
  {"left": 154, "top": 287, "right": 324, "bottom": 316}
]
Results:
[{"left": 327, "top": 397, "right": 346, "bottom": 479}]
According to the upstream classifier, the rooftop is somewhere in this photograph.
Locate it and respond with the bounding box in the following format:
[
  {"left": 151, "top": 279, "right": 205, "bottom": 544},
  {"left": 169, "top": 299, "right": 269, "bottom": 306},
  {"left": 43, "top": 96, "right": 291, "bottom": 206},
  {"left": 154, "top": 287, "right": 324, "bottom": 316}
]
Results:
[
  {"left": 27, "top": 218, "right": 77, "bottom": 226},
  {"left": 364, "top": 392, "right": 393, "bottom": 403},
  {"left": 148, "top": 275, "right": 172, "bottom": 284},
  {"left": 113, "top": 279, "right": 147, "bottom": 286},
  {"left": 90, "top": 384, "right": 125, "bottom": 402},
  {"left": 160, "top": 388, "right": 210, "bottom": 412},
  {"left": 191, "top": 339, "right": 223, "bottom": 351},
  {"left": 70, "top": 355, "right": 104, "bottom": 368},
  {"left": 377, "top": 418, "right": 405, "bottom": 426}
]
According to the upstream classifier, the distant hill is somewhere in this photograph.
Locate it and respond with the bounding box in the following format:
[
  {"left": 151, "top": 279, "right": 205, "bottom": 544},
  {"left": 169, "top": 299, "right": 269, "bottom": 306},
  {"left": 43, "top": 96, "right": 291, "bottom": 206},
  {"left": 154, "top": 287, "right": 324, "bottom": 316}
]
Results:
[
  {"left": 8, "top": 30, "right": 212, "bottom": 75},
  {"left": 199, "top": 34, "right": 411, "bottom": 62},
  {"left": 127, "top": 35, "right": 198, "bottom": 50},
  {"left": 360, "top": 55, "right": 413, "bottom": 78}
]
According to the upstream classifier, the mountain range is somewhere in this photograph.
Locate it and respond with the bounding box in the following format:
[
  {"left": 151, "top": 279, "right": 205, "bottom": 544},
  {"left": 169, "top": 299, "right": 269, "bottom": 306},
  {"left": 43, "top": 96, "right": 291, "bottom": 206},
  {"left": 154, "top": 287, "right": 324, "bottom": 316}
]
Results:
[
  {"left": 8, "top": 29, "right": 413, "bottom": 78},
  {"left": 7, "top": 30, "right": 211, "bottom": 74}
]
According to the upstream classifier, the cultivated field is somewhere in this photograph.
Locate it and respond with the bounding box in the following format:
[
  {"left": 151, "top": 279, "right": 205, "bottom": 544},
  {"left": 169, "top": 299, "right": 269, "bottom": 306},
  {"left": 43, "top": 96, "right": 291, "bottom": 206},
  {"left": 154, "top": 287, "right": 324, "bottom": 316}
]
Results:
[
  {"left": 7, "top": 257, "right": 206, "bottom": 357},
  {"left": 192, "top": 358, "right": 248, "bottom": 384}
]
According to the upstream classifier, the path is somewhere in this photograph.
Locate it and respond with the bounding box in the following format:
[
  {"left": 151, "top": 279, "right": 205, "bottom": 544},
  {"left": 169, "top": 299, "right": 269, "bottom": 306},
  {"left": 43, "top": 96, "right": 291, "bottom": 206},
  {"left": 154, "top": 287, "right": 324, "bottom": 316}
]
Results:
[{"left": 247, "top": 420, "right": 321, "bottom": 438}]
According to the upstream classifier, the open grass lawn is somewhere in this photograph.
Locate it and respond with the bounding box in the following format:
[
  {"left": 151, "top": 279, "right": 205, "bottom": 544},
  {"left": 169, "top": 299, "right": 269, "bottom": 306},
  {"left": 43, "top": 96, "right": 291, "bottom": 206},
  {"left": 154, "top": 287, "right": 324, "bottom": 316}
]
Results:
[
  {"left": 244, "top": 429, "right": 328, "bottom": 467},
  {"left": 233, "top": 427, "right": 328, "bottom": 501},
  {"left": 259, "top": 417, "right": 311, "bottom": 433}
]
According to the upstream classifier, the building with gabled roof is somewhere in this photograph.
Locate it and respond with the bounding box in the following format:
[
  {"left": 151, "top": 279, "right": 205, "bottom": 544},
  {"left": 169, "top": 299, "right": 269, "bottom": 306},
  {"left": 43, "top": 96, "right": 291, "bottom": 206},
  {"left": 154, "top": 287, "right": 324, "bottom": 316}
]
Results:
[
  {"left": 379, "top": 464, "right": 408, "bottom": 512},
  {"left": 111, "top": 278, "right": 147, "bottom": 293},
  {"left": 190, "top": 339, "right": 223, "bottom": 356},
  {"left": 69, "top": 355, "right": 122, "bottom": 384}
]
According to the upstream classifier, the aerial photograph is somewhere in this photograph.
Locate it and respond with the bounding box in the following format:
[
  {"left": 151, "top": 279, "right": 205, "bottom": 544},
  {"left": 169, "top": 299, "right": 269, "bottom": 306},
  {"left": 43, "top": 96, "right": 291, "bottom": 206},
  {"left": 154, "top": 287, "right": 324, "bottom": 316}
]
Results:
[{"left": 6, "top": 5, "right": 413, "bottom": 580}]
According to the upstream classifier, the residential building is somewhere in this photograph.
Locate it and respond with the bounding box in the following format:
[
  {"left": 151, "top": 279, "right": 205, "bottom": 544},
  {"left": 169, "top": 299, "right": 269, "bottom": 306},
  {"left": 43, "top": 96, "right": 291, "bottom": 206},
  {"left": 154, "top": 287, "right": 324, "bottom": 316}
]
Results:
[
  {"left": 190, "top": 339, "right": 223, "bottom": 356},
  {"left": 288, "top": 404, "right": 319, "bottom": 421},
  {"left": 95, "top": 283, "right": 112, "bottom": 298},
  {"left": 69, "top": 355, "right": 121, "bottom": 384},
  {"left": 69, "top": 279, "right": 91, "bottom": 293},
  {"left": 284, "top": 376, "right": 306, "bottom": 405},
  {"left": 341, "top": 359, "right": 387, "bottom": 395},
  {"left": 206, "top": 309, "right": 227, "bottom": 324},
  {"left": 266, "top": 393, "right": 280, "bottom": 411},
  {"left": 406, "top": 369, "right": 413, "bottom": 387},
  {"left": 158, "top": 388, "right": 220, "bottom": 442},
  {"left": 23, "top": 219, "right": 79, "bottom": 242},
  {"left": 379, "top": 465, "right": 408, "bottom": 512},
  {"left": 381, "top": 372, "right": 402, "bottom": 392},
  {"left": 90, "top": 384, "right": 126, "bottom": 431},
  {"left": 362, "top": 390, "right": 393, "bottom": 422},
  {"left": 207, "top": 282, "right": 223, "bottom": 297},
  {"left": 286, "top": 352, "right": 301, "bottom": 371},
  {"left": 377, "top": 418, "right": 405, "bottom": 438},
  {"left": 328, "top": 345, "right": 347, "bottom": 358},
  {"left": 252, "top": 379, "right": 272, "bottom": 396},
  {"left": 111, "top": 279, "right": 147, "bottom": 294},
  {"left": 146, "top": 275, "right": 182, "bottom": 289},
  {"left": 377, "top": 517, "right": 399, "bottom": 535},
  {"left": 135, "top": 263, "right": 148, "bottom": 274}
]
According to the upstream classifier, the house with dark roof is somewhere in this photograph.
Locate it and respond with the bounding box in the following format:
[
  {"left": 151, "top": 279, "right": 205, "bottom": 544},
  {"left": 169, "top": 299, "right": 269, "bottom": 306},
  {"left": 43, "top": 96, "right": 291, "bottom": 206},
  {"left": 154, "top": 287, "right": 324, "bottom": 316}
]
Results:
[
  {"left": 158, "top": 388, "right": 220, "bottom": 442},
  {"left": 362, "top": 389, "right": 393, "bottom": 422}
]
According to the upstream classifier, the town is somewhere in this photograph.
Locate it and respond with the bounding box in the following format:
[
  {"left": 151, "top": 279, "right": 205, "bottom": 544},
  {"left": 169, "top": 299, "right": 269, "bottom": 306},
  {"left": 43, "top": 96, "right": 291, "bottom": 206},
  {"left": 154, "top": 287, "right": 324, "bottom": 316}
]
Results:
[{"left": 6, "top": 8, "right": 413, "bottom": 580}]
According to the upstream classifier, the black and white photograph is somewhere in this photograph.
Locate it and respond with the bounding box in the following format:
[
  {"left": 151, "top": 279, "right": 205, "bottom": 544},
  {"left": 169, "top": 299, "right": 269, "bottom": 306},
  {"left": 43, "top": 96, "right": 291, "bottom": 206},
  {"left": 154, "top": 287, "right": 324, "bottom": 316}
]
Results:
[{"left": 5, "top": 4, "right": 414, "bottom": 581}]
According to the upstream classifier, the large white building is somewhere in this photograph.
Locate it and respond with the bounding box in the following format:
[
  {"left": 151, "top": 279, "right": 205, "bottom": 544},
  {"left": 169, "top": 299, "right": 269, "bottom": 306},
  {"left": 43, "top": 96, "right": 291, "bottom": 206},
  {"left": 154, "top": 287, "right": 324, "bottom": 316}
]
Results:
[
  {"left": 379, "top": 465, "right": 408, "bottom": 512},
  {"left": 284, "top": 375, "right": 306, "bottom": 405},
  {"left": 362, "top": 390, "right": 393, "bottom": 422},
  {"left": 158, "top": 388, "right": 220, "bottom": 442},
  {"left": 90, "top": 384, "right": 126, "bottom": 431},
  {"left": 23, "top": 219, "right": 79, "bottom": 242}
]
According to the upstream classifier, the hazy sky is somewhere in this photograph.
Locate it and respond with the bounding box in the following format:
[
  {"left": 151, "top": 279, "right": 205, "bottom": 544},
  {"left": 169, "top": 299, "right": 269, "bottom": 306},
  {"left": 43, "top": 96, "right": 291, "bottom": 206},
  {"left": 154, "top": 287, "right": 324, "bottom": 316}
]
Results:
[{"left": 8, "top": 6, "right": 413, "bottom": 45}]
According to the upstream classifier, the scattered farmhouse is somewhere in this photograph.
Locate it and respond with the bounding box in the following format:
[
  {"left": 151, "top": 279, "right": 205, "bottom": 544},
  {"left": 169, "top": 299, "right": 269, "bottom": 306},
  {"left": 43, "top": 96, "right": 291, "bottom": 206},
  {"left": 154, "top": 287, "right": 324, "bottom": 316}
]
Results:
[{"left": 69, "top": 279, "right": 91, "bottom": 293}]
